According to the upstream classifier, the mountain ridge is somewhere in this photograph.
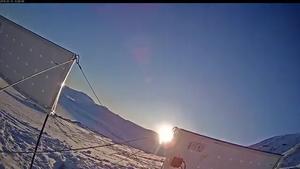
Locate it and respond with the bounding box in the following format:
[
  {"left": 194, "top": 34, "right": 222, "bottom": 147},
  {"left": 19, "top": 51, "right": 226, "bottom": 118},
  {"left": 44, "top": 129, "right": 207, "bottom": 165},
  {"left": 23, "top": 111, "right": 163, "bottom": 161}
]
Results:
[{"left": 56, "top": 86, "right": 161, "bottom": 155}]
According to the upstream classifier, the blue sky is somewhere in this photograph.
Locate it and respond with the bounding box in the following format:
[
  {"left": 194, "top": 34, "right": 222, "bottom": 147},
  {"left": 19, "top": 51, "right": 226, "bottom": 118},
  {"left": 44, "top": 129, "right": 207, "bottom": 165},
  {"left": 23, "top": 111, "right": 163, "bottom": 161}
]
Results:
[{"left": 1, "top": 4, "right": 300, "bottom": 145}]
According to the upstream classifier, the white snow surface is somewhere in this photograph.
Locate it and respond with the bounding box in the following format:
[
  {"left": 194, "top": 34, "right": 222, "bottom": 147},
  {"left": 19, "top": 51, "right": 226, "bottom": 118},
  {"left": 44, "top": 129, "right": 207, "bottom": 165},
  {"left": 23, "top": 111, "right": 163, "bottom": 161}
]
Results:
[{"left": 0, "top": 84, "right": 164, "bottom": 169}]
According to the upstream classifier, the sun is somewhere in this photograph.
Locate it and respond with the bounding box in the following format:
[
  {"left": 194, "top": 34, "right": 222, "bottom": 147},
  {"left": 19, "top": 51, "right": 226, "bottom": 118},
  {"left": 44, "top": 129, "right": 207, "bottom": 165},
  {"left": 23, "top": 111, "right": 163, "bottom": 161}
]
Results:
[{"left": 157, "top": 124, "right": 174, "bottom": 144}]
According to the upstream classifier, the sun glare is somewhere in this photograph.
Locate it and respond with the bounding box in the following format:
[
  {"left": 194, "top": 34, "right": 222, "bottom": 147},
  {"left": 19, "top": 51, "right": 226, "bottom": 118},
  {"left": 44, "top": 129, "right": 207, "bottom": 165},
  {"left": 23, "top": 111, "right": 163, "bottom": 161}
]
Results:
[{"left": 157, "top": 124, "right": 174, "bottom": 144}]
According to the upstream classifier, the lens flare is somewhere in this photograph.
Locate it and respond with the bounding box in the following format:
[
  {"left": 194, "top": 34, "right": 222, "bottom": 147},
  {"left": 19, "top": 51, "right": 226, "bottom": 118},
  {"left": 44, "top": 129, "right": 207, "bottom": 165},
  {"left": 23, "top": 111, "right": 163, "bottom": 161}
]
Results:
[{"left": 157, "top": 124, "right": 174, "bottom": 144}]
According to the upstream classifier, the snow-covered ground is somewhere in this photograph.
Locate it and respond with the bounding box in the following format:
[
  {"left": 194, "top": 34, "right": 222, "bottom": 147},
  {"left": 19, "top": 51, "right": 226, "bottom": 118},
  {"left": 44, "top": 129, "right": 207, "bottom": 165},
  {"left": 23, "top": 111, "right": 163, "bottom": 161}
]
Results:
[{"left": 0, "top": 85, "right": 164, "bottom": 169}]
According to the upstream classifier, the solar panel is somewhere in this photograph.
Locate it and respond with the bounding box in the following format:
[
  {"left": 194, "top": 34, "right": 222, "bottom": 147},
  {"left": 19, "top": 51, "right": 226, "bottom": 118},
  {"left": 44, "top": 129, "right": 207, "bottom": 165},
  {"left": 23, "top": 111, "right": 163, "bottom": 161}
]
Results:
[
  {"left": 162, "top": 127, "right": 282, "bottom": 169},
  {"left": 0, "top": 15, "right": 76, "bottom": 112}
]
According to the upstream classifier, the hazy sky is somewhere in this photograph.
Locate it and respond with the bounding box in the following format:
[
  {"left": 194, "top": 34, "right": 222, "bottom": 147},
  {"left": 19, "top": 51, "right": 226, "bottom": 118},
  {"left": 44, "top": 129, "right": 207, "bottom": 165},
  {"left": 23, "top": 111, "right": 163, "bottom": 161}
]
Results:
[{"left": 1, "top": 4, "right": 300, "bottom": 145}]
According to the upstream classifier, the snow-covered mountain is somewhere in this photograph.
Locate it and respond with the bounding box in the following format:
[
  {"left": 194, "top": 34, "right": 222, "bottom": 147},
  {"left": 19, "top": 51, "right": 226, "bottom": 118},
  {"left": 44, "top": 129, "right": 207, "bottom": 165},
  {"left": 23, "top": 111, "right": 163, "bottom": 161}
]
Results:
[
  {"left": 56, "top": 86, "right": 161, "bottom": 155},
  {"left": 251, "top": 133, "right": 300, "bottom": 168}
]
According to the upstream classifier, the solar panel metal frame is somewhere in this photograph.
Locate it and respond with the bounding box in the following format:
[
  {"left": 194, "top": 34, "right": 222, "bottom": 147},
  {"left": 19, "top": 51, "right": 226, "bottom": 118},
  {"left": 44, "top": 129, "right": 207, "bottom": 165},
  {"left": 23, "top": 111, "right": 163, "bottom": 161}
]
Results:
[{"left": 0, "top": 15, "right": 76, "bottom": 112}]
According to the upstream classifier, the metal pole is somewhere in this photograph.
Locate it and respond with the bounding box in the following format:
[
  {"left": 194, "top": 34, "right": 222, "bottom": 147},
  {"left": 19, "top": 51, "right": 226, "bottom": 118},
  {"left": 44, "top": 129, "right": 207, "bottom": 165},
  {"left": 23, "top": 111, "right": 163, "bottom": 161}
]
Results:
[{"left": 29, "top": 113, "right": 50, "bottom": 169}]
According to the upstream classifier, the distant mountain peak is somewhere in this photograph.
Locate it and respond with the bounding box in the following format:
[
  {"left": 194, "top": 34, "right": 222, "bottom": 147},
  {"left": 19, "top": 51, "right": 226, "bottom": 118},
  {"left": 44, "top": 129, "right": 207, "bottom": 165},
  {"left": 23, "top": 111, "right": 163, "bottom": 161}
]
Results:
[{"left": 61, "top": 86, "right": 96, "bottom": 105}]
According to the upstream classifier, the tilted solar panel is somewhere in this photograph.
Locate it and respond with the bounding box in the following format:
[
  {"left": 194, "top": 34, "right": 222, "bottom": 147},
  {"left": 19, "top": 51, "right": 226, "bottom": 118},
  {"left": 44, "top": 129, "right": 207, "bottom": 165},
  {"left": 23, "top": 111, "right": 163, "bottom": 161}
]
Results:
[
  {"left": 162, "top": 127, "right": 282, "bottom": 169},
  {"left": 0, "top": 15, "right": 76, "bottom": 112}
]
